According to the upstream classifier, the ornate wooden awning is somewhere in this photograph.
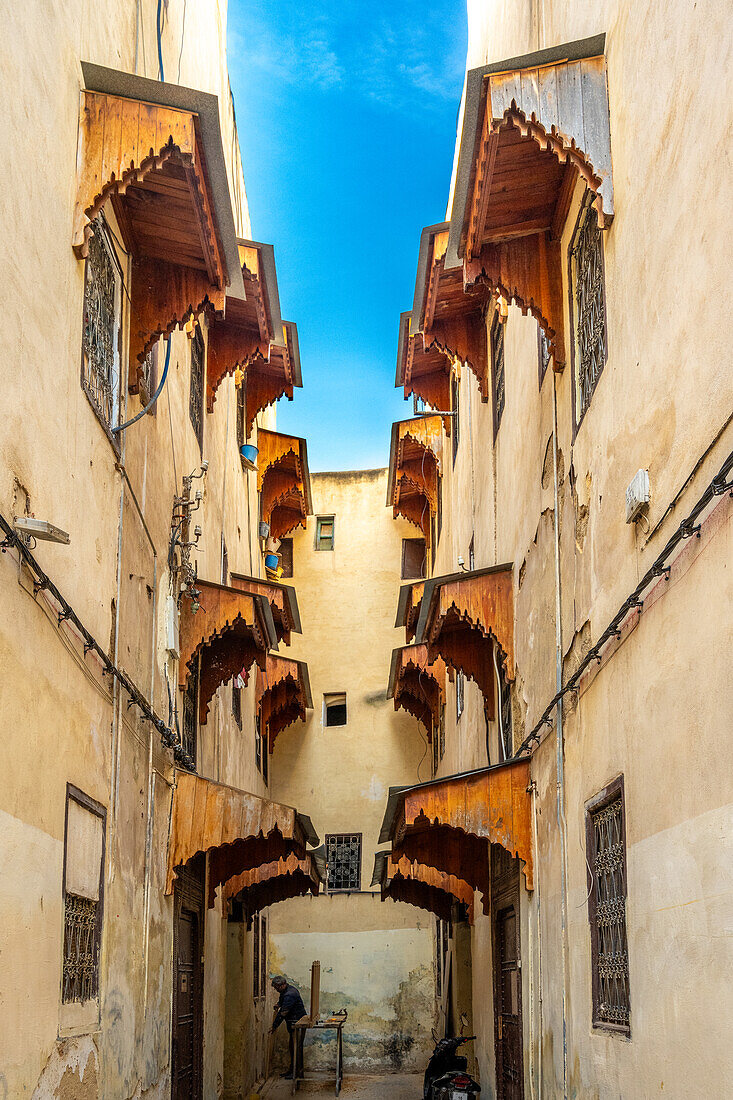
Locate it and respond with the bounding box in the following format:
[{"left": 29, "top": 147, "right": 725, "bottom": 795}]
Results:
[
  {"left": 446, "top": 37, "right": 613, "bottom": 368},
  {"left": 256, "top": 655, "right": 312, "bottom": 752},
  {"left": 222, "top": 850, "right": 323, "bottom": 921},
  {"left": 206, "top": 240, "right": 286, "bottom": 410},
  {"left": 380, "top": 759, "right": 533, "bottom": 910},
  {"left": 166, "top": 770, "right": 319, "bottom": 907},
  {"left": 240, "top": 321, "right": 302, "bottom": 438},
  {"left": 387, "top": 417, "right": 443, "bottom": 538},
  {"left": 372, "top": 852, "right": 474, "bottom": 924},
  {"left": 257, "top": 429, "right": 313, "bottom": 541},
  {"left": 178, "top": 579, "right": 278, "bottom": 724},
  {"left": 72, "top": 78, "right": 238, "bottom": 390},
  {"left": 395, "top": 580, "right": 426, "bottom": 644},
  {"left": 387, "top": 644, "right": 446, "bottom": 740},
  {"left": 229, "top": 572, "right": 301, "bottom": 646},
  {"left": 396, "top": 312, "right": 454, "bottom": 416},
  {"left": 414, "top": 565, "right": 514, "bottom": 718}
]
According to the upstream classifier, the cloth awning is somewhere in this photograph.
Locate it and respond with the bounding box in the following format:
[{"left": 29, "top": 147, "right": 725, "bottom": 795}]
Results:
[
  {"left": 414, "top": 564, "right": 514, "bottom": 718},
  {"left": 72, "top": 66, "right": 242, "bottom": 389},
  {"left": 166, "top": 771, "right": 318, "bottom": 907},
  {"left": 395, "top": 580, "right": 426, "bottom": 644},
  {"left": 444, "top": 35, "right": 613, "bottom": 368},
  {"left": 222, "top": 848, "right": 324, "bottom": 920},
  {"left": 388, "top": 644, "right": 446, "bottom": 740},
  {"left": 178, "top": 579, "right": 278, "bottom": 724},
  {"left": 257, "top": 429, "right": 313, "bottom": 541},
  {"left": 256, "top": 655, "right": 313, "bottom": 752},
  {"left": 387, "top": 417, "right": 443, "bottom": 539},
  {"left": 379, "top": 759, "right": 533, "bottom": 907},
  {"left": 206, "top": 239, "right": 286, "bottom": 411},
  {"left": 229, "top": 572, "right": 301, "bottom": 645},
  {"left": 372, "top": 851, "right": 474, "bottom": 924}
]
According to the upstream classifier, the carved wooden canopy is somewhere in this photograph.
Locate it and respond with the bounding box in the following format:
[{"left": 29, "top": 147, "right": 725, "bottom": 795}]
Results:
[
  {"left": 166, "top": 771, "right": 316, "bottom": 907},
  {"left": 396, "top": 312, "right": 454, "bottom": 417},
  {"left": 384, "top": 759, "right": 533, "bottom": 909},
  {"left": 205, "top": 241, "right": 281, "bottom": 411},
  {"left": 178, "top": 579, "right": 277, "bottom": 724},
  {"left": 256, "top": 655, "right": 312, "bottom": 752},
  {"left": 72, "top": 89, "right": 230, "bottom": 390},
  {"left": 395, "top": 580, "right": 426, "bottom": 644},
  {"left": 240, "top": 321, "right": 302, "bottom": 438},
  {"left": 229, "top": 572, "right": 301, "bottom": 646},
  {"left": 222, "top": 851, "right": 322, "bottom": 920},
  {"left": 447, "top": 43, "right": 614, "bottom": 369},
  {"left": 388, "top": 644, "right": 446, "bottom": 740},
  {"left": 414, "top": 564, "right": 514, "bottom": 719},
  {"left": 388, "top": 417, "right": 443, "bottom": 539},
  {"left": 373, "top": 853, "right": 474, "bottom": 925},
  {"left": 257, "top": 429, "right": 312, "bottom": 541}
]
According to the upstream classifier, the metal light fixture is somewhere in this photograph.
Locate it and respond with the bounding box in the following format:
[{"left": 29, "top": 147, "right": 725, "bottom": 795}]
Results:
[{"left": 13, "top": 517, "right": 70, "bottom": 545}]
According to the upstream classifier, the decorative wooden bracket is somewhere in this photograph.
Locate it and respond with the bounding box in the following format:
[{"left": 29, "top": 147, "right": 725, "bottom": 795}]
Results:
[
  {"left": 391, "top": 644, "right": 446, "bottom": 739},
  {"left": 429, "top": 312, "right": 489, "bottom": 400}
]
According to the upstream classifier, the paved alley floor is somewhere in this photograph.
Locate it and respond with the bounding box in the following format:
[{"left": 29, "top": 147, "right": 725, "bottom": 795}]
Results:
[{"left": 262, "top": 1072, "right": 423, "bottom": 1098}]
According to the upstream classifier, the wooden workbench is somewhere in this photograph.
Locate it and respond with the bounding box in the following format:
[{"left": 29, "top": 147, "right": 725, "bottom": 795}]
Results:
[{"left": 290, "top": 1013, "right": 347, "bottom": 1096}]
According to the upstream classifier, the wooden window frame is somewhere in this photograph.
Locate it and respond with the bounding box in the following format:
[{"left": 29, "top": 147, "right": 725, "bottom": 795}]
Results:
[
  {"left": 61, "top": 784, "right": 106, "bottom": 1006},
  {"left": 569, "top": 192, "right": 609, "bottom": 439},
  {"left": 585, "top": 774, "right": 631, "bottom": 1036},
  {"left": 401, "top": 537, "right": 427, "bottom": 580},
  {"left": 315, "top": 515, "right": 335, "bottom": 551}
]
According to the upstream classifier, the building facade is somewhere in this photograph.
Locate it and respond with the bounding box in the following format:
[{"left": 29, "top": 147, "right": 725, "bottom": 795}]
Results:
[
  {"left": 378, "top": 3, "right": 733, "bottom": 1099},
  {"left": 0, "top": 3, "right": 318, "bottom": 1098}
]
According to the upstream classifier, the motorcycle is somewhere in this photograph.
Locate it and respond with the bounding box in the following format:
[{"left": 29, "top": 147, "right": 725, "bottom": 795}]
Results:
[{"left": 423, "top": 1015, "right": 480, "bottom": 1100}]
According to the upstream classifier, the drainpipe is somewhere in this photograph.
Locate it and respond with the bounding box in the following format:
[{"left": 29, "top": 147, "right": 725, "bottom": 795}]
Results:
[
  {"left": 529, "top": 779, "right": 543, "bottom": 1100},
  {"left": 552, "top": 372, "right": 569, "bottom": 1099}
]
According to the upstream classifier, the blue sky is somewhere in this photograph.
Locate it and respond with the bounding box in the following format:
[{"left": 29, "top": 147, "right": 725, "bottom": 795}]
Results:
[{"left": 227, "top": 1, "right": 467, "bottom": 471}]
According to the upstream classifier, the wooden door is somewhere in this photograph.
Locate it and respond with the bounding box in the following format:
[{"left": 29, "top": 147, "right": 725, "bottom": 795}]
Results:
[
  {"left": 172, "top": 859, "right": 204, "bottom": 1100},
  {"left": 492, "top": 848, "right": 524, "bottom": 1100}
]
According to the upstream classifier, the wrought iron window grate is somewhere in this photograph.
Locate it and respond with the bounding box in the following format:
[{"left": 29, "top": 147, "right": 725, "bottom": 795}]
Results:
[
  {"left": 62, "top": 893, "right": 99, "bottom": 1003},
  {"left": 181, "top": 666, "right": 198, "bottom": 770},
  {"left": 492, "top": 315, "right": 505, "bottom": 431},
  {"left": 189, "top": 326, "right": 204, "bottom": 450},
  {"left": 82, "top": 218, "right": 119, "bottom": 429},
  {"left": 538, "top": 325, "right": 551, "bottom": 384},
  {"left": 589, "top": 793, "right": 630, "bottom": 1029},
  {"left": 500, "top": 673, "right": 512, "bottom": 760},
  {"left": 326, "top": 833, "right": 362, "bottom": 891},
  {"left": 572, "top": 201, "right": 606, "bottom": 420}
]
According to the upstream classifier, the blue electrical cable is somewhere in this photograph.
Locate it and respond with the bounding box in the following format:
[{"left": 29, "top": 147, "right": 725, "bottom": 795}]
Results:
[
  {"left": 157, "top": 0, "right": 165, "bottom": 81},
  {"left": 112, "top": 338, "right": 171, "bottom": 434}
]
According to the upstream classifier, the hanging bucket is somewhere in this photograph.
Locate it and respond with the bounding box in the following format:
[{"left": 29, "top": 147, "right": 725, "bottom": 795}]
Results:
[
  {"left": 240, "top": 444, "right": 258, "bottom": 471},
  {"left": 264, "top": 552, "right": 280, "bottom": 571},
  {"left": 265, "top": 536, "right": 281, "bottom": 554}
]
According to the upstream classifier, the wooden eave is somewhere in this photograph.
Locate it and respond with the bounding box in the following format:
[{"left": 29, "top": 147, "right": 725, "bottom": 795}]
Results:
[
  {"left": 229, "top": 572, "right": 301, "bottom": 645},
  {"left": 447, "top": 42, "right": 614, "bottom": 369},
  {"left": 205, "top": 239, "right": 287, "bottom": 411},
  {"left": 71, "top": 87, "right": 233, "bottom": 389},
  {"left": 387, "top": 759, "right": 533, "bottom": 907},
  {"left": 397, "top": 312, "right": 454, "bottom": 417},
  {"left": 222, "top": 852, "right": 321, "bottom": 919},
  {"left": 166, "top": 771, "right": 313, "bottom": 907},
  {"left": 388, "top": 644, "right": 446, "bottom": 739},
  {"left": 241, "top": 321, "right": 302, "bottom": 437},
  {"left": 256, "top": 655, "right": 312, "bottom": 751},
  {"left": 257, "top": 429, "right": 312, "bottom": 540},
  {"left": 395, "top": 580, "right": 426, "bottom": 644},
  {"left": 178, "top": 579, "right": 278, "bottom": 724},
  {"left": 380, "top": 854, "right": 474, "bottom": 924},
  {"left": 415, "top": 564, "right": 514, "bottom": 719}
]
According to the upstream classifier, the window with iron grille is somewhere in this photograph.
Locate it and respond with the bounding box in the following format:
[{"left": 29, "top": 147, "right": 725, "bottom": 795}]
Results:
[
  {"left": 570, "top": 196, "right": 607, "bottom": 427},
  {"left": 253, "top": 912, "right": 261, "bottom": 998},
  {"left": 326, "top": 833, "right": 362, "bottom": 892},
  {"left": 538, "top": 325, "right": 551, "bottom": 386},
  {"left": 232, "top": 678, "right": 242, "bottom": 730},
  {"left": 586, "top": 778, "right": 630, "bottom": 1034},
  {"left": 451, "top": 374, "right": 460, "bottom": 465},
  {"left": 498, "top": 667, "right": 512, "bottom": 761},
  {"left": 181, "top": 659, "right": 198, "bottom": 770},
  {"left": 189, "top": 325, "right": 205, "bottom": 451},
  {"left": 491, "top": 313, "right": 505, "bottom": 436},
  {"left": 433, "top": 704, "right": 446, "bottom": 774},
  {"left": 81, "top": 216, "right": 121, "bottom": 433},
  {"left": 255, "top": 715, "right": 262, "bottom": 774},
  {"left": 456, "top": 671, "right": 465, "bottom": 721},
  {"left": 260, "top": 914, "right": 268, "bottom": 992},
  {"left": 236, "top": 373, "right": 247, "bottom": 454},
  {"left": 62, "top": 786, "right": 106, "bottom": 1005}
]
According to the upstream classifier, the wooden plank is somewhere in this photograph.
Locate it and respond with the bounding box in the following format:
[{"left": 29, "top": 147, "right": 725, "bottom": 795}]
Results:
[
  {"left": 556, "top": 61, "right": 583, "bottom": 149},
  {"left": 538, "top": 64, "right": 559, "bottom": 133}
]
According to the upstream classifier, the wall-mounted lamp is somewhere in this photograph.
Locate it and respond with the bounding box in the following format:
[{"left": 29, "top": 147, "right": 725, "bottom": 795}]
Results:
[{"left": 13, "top": 517, "right": 70, "bottom": 545}]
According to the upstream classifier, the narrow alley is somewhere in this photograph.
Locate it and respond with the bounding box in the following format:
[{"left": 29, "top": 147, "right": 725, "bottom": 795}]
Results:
[{"left": 1, "top": 2, "right": 732, "bottom": 1100}]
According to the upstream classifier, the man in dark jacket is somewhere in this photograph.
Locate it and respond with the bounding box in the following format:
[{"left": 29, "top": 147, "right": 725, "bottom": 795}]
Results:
[{"left": 271, "top": 976, "right": 307, "bottom": 1079}]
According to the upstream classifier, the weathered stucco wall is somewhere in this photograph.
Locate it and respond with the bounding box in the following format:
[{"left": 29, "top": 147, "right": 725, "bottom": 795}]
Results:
[
  {"left": 0, "top": 2, "right": 279, "bottom": 1097},
  {"left": 268, "top": 470, "right": 437, "bottom": 1073}
]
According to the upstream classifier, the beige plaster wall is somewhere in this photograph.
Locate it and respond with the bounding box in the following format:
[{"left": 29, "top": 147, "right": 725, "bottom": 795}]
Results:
[
  {"left": 268, "top": 469, "right": 437, "bottom": 1072},
  {"left": 0, "top": 2, "right": 281, "bottom": 1097}
]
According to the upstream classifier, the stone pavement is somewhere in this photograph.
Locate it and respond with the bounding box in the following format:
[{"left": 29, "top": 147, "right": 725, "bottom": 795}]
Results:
[{"left": 261, "top": 1072, "right": 423, "bottom": 1099}]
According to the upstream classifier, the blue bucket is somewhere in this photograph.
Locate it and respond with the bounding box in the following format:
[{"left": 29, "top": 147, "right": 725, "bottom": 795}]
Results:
[
  {"left": 240, "top": 444, "right": 258, "bottom": 468},
  {"left": 264, "top": 552, "right": 280, "bottom": 571}
]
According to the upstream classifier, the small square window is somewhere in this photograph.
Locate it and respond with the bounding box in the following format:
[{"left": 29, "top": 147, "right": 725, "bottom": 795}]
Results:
[
  {"left": 326, "top": 833, "right": 362, "bottom": 892},
  {"left": 401, "top": 538, "right": 426, "bottom": 580},
  {"left": 323, "top": 693, "right": 347, "bottom": 727},
  {"left": 279, "top": 538, "right": 294, "bottom": 577},
  {"left": 315, "top": 515, "right": 335, "bottom": 551}
]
